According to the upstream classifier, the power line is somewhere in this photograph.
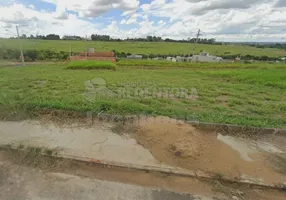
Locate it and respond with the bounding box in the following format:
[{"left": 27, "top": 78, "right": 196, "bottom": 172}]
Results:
[{"left": 191, "top": 29, "right": 202, "bottom": 60}]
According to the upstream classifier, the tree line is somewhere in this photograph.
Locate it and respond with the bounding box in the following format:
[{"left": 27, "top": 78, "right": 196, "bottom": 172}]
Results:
[
  {"left": 248, "top": 43, "right": 286, "bottom": 50},
  {"left": 0, "top": 47, "right": 282, "bottom": 62},
  {"left": 12, "top": 34, "right": 219, "bottom": 44}
]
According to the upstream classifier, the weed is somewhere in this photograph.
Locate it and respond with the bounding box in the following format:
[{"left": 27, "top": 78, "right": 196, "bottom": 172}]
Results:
[
  {"left": 67, "top": 60, "right": 116, "bottom": 70},
  {"left": 17, "top": 143, "right": 24, "bottom": 149},
  {"left": 0, "top": 143, "right": 61, "bottom": 169},
  {"left": 0, "top": 144, "right": 12, "bottom": 151},
  {"left": 214, "top": 172, "right": 225, "bottom": 180}
]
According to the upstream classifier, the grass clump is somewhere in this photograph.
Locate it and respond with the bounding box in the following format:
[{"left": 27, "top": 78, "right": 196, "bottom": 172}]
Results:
[{"left": 67, "top": 60, "right": 116, "bottom": 70}]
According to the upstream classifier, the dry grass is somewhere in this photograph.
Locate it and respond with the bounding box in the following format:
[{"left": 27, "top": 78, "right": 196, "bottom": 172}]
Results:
[{"left": 0, "top": 143, "right": 61, "bottom": 169}]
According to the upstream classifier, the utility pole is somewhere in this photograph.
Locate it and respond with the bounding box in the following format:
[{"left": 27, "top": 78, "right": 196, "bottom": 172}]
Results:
[
  {"left": 16, "top": 25, "right": 25, "bottom": 66},
  {"left": 85, "top": 35, "right": 88, "bottom": 60},
  {"left": 191, "top": 29, "right": 201, "bottom": 62},
  {"left": 69, "top": 44, "right": 71, "bottom": 60},
  {"left": 195, "top": 29, "right": 201, "bottom": 43}
]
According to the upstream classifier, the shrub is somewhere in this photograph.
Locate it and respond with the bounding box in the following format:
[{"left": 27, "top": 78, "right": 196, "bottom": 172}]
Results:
[{"left": 67, "top": 60, "right": 116, "bottom": 70}]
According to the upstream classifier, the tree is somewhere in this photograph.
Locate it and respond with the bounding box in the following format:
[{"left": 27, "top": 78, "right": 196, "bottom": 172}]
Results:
[
  {"left": 20, "top": 34, "right": 27, "bottom": 39},
  {"left": 62, "top": 35, "right": 82, "bottom": 40},
  {"left": 45, "top": 34, "right": 60, "bottom": 40},
  {"left": 91, "top": 34, "right": 110, "bottom": 41}
]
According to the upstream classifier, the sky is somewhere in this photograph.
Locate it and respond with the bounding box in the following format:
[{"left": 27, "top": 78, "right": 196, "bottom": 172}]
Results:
[{"left": 0, "top": 0, "right": 286, "bottom": 42}]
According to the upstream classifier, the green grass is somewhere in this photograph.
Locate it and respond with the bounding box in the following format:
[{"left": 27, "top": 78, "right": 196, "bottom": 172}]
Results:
[
  {"left": 201, "top": 69, "right": 286, "bottom": 89},
  {"left": 0, "top": 63, "right": 286, "bottom": 128},
  {"left": 67, "top": 60, "right": 116, "bottom": 70},
  {"left": 0, "top": 39, "right": 285, "bottom": 57},
  {"left": 117, "top": 59, "right": 286, "bottom": 69}
]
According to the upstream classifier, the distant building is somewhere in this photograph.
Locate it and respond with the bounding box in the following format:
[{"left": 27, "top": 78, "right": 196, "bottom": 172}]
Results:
[
  {"left": 176, "top": 56, "right": 185, "bottom": 62},
  {"left": 166, "top": 57, "right": 177, "bottom": 62},
  {"left": 127, "top": 54, "right": 143, "bottom": 59},
  {"left": 152, "top": 57, "right": 164, "bottom": 60},
  {"left": 185, "top": 57, "right": 193, "bottom": 62},
  {"left": 192, "top": 52, "right": 223, "bottom": 63}
]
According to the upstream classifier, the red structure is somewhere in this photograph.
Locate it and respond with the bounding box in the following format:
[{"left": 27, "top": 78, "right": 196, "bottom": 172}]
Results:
[{"left": 70, "top": 52, "right": 116, "bottom": 63}]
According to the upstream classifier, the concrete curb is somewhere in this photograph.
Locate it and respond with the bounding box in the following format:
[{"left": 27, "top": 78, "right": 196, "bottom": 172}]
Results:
[
  {"left": 1, "top": 146, "right": 285, "bottom": 190},
  {"left": 59, "top": 153, "right": 286, "bottom": 190}
]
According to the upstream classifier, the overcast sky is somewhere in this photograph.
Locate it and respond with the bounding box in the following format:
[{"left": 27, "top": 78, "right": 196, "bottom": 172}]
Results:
[{"left": 0, "top": 0, "right": 285, "bottom": 42}]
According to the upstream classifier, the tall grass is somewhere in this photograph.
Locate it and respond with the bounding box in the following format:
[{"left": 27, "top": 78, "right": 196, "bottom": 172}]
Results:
[
  {"left": 117, "top": 59, "right": 286, "bottom": 69},
  {"left": 0, "top": 64, "right": 285, "bottom": 128},
  {"left": 67, "top": 60, "right": 116, "bottom": 70}
]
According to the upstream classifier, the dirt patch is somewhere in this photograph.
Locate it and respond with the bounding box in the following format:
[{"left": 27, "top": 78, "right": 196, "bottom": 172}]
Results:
[{"left": 122, "top": 117, "right": 286, "bottom": 184}]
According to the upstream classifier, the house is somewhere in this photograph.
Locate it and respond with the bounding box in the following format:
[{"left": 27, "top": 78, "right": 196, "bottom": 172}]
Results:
[
  {"left": 152, "top": 57, "right": 164, "bottom": 60},
  {"left": 166, "top": 57, "right": 177, "bottom": 62},
  {"left": 127, "top": 54, "right": 143, "bottom": 59},
  {"left": 176, "top": 56, "right": 185, "bottom": 62},
  {"left": 166, "top": 57, "right": 173, "bottom": 61},
  {"left": 192, "top": 52, "right": 223, "bottom": 63}
]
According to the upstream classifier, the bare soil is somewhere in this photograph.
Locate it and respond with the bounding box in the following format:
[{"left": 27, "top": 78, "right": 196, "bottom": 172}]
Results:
[{"left": 122, "top": 117, "right": 286, "bottom": 184}]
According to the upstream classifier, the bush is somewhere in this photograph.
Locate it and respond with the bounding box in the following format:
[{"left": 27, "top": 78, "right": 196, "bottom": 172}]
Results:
[{"left": 67, "top": 60, "right": 116, "bottom": 70}]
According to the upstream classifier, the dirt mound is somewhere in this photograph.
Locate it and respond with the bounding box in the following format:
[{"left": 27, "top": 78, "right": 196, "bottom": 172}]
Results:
[
  {"left": 135, "top": 117, "right": 204, "bottom": 159},
  {"left": 169, "top": 138, "right": 201, "bottom": 158},
  {"left": 128, "top": 116, "right": 286, "bottom": 184}
]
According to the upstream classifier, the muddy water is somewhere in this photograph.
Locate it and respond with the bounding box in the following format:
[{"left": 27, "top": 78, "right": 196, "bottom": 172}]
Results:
[
  {"left": 129, "top": 117, "right": 286, "bottom": 184},
  {"left": 0, "top": 121, "right": 168, "bottom": 167}
]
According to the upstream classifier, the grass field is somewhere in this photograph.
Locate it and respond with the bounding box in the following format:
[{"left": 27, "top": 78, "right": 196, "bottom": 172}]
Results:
[
  {"left": 0, "top": 63, "right": 285, "bottom": 128},
  {"left": 117, "top": 59, "right": 286, "bottom": 69},
  {"left": 0, "top": 39, "right": 284, "bottom": 57},
  {"left": 67, "top": 60, "right": 116, "bottom": 70}
]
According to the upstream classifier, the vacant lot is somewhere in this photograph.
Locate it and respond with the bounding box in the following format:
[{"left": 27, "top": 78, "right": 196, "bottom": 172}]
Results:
[
  {"left": 0, "top": 39, "right": 284, "bottom": 57},
  {"left": 0, "top": 63, "right": 285, "bottom": 128}
]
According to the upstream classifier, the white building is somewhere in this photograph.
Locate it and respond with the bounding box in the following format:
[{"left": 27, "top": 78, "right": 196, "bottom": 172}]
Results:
[
  {"left": 185, "top": 57, "right": 193, "bottom": 62},
  {"left": 192, "top": 52, "right": 223, "bottom": 63},
  {"left": 176, "top": 56, "right": 185, "bottom": 62},
  {"left": 127, "top": 54, "right": 143, "bottom": 59},
  {"left": 152, "top": 57, "right": 164, "bottom": 60},
  {"left": 166, "top": 57, "right": 177, "bottom": 62}
]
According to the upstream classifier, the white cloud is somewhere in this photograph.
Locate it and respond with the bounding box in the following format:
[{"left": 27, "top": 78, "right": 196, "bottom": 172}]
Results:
[
  {"left": 275, "top": 0, "right": 286, "bottom": 7},
  {"left": 0, "top": 0, "right": 286, "bottom": 42},
  {"left": 53, "top": 6, "right": 68, "bottom": 19},
  {"left": 28, "top": 4, "right": 35, "bottom": 9},
  {"left": 0, "top": 3, "right": 100, "bottom": 37},
  {"left": 41, "top": 0, "right": 140, "bottom": 17},
  {"left": 138, "top": 0, "right": 286, "bottom": 41},
  {"left": 158, "top": 20, "right": 166, "bottom": 25}
]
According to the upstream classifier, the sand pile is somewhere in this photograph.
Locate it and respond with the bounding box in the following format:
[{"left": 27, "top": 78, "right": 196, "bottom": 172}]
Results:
[{"left": 134, "top": 117, "right": 205, "bottom": 160}]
